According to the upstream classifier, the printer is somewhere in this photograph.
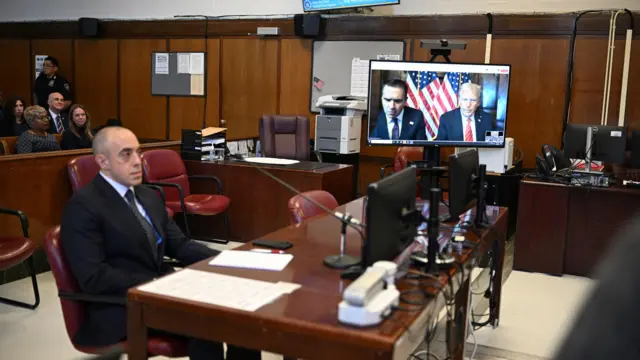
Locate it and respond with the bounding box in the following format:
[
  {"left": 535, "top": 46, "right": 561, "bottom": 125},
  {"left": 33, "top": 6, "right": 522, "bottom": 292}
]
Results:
[{"left": 315, "top": 95, "right": 367, "bottom": 154}]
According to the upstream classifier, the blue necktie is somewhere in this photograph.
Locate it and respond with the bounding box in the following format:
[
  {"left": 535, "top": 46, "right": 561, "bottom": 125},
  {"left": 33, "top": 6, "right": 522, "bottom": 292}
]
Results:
[
  {"left": 125, "top": 190, "right": 159, "bottom": 255},
  {"left": 391, "top": 118, "right": 399, "bottom": 140}
]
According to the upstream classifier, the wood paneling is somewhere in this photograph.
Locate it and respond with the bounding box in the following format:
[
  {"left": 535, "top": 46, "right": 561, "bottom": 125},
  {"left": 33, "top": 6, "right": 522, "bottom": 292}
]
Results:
[
  {"left": 119, "top": 39, "right": 168, "bottom": 139},
  {"left": 30, "top": 39, "right": 74, "bottom": 103},
  {"left": 221, "top": 39, "right": 279, "bottom": 140},
  {"left": 73, "top": 39, "right": 118, "bottom": 126},
  {"left": 168, "top": 39, "right": 206, "bottom": 140},
  {"left": 186, "top": 161, "right": 353, "bottom": 242},
  {"left": 514, "top": 181, "right": 569, "bottom": 276},
  {"left": 0, "top": 40, "right": 31, "bottom": 102},
  {"left": 0, "top": 14, "right": 638, "bottom": 39},
  {"left": 279, "top": 39, "right": 314, "bottom": 136},
  {"left": 0, "top": 142, "right": 180, "bottom": 247},
  {"left": 492, "top": 38, "right": 570, "bottom": 168},
  {"left": 570, "top": 38, "right": 640, "bottom": 127},
  {"left": 205, "top": 39, "right": 221, "bottom": 128}
]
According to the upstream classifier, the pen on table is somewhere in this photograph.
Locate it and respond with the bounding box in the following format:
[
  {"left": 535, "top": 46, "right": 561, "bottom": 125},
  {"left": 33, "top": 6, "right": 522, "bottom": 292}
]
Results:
[{"left": 250, "top": 249, "right": 286, "bottom": 254}]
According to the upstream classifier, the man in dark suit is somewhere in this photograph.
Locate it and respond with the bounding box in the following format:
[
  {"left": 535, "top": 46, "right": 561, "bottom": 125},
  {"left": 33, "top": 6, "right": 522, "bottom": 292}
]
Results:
[
  {"left": 370, "top": 79, "right": 427, "bottom": 141},
  {"left": 61, "top": 127, "right": 260, "bottom": 360},
  {"left": 437, "top": 82, "right": 496, "bottom": 142},
  {"left": 47, "top": 92, "right": 69, "bottom": 134}
]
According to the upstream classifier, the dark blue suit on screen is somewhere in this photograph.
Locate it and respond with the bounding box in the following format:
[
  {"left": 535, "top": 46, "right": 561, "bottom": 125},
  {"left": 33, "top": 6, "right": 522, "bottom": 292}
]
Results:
[
  {"left": 370, "top": 106, "right": 427, "bottom": 141},
  {"left": 436, "top": 108, "right": 496, "bottom": 142}
]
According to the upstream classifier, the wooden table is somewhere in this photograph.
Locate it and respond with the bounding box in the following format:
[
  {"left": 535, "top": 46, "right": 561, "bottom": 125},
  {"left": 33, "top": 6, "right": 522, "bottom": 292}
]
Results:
[
  {"left": 127, "top": 198, "right": 508, "bottom": 360},
  {"left": 514, "top": 179, "right": 640, "bottom": 276},
  {"left": 185, "top": 160, "right": 354, "bottom": 242}
]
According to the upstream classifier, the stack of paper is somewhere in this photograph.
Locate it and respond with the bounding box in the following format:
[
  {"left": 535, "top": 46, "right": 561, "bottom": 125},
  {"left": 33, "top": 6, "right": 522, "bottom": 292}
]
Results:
[
  {"left": 181, "top": 127, "right": 227, "bottom": 161},
  {"left": 137, "top": 269, "right": 301, "bottom": 312},
  {"left": 209, "top": 250, "right": 294, "bottom": 271},
  {"left": 350, "top": 58, "right": 370, "bottom": 97}
]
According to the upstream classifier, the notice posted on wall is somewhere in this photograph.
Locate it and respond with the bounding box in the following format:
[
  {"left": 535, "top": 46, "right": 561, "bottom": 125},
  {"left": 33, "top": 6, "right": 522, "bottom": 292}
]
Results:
[
  {"left": 177, "top": 53, "right": 191, "bottom": 74},
  {"left": 189, "top": 53, "right": 205, "bottom": 75},
  {"left": 35, "top": 55, "right": 47, "bottom": 79},
  {"left": 155, "top": 53, "right": 169, "bottom": 75}
]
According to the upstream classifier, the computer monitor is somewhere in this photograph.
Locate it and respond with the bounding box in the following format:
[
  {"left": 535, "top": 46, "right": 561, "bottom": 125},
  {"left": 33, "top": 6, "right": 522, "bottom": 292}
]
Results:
[
  {"left": 303, "top": 0, "right": 399, "bottom": 12},
  {"left": 629, "top": 130, "right": 640, "bottom": 168},
  {"left": 563, "top": 124, "right": 627, "bottom": 164},
  {"left": 363, "top": 166, "right": 418, "bottom": 268},
  {"left": 446, "top": 149, "right": 480, "bottom": 222},
  {"left": 367, "top": 60, "right": 511, "bottom": 149}
]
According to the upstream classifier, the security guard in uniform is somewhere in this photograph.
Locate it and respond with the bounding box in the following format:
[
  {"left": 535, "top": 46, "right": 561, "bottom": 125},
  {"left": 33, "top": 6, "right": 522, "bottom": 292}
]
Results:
[{"left": 34, "top": 56, "right": 72, "bottom": 111}]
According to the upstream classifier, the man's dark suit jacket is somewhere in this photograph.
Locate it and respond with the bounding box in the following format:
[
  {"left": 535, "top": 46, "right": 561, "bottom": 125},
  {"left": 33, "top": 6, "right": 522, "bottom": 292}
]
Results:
[
  {"left": 60, "top": 174, "right": 218, "bottom": 347},
  {"left": 437, "top": 108, "right": 496, "bottom": 142},
  {"left": 370, "top": 106, "right": 427, "bottom": 141},
  {"left": 47, "top": 112, "right": 69, "bottom": 134}
]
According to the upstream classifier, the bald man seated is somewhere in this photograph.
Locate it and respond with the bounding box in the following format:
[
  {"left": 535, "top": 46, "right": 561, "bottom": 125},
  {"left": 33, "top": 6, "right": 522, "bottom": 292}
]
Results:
[
  {"left": 47, "top": 92, "right": 69, "bottom": 134},
  {"left": 60, "top": 127, "right": 261, "bottom": 360},
  {"left": 436, "top": 82, "right": 497, "bottom": 142}
]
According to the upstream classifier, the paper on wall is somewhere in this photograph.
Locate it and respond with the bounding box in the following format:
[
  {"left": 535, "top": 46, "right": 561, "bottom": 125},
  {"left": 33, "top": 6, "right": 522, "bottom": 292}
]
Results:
[
  {"left": 190, "top": 53, "right": 205, "bottom": 75},
  {"left": 190, "top": 74, "right": 205, "bottom": 95},
  {"left": 35, "top": 55, "right": 47, "bottom": 79},
  {"left": 350, "top": 57, "right": 370, "bottom": 97},
  {"left": 177, "top": 53, "right": 191, "bottom": 74},
  {"left": 155, "top": 53, "right": 169, "bottom": 75},
  {"left": 376, "top": 54, "right": 401, "bottom": 61}
]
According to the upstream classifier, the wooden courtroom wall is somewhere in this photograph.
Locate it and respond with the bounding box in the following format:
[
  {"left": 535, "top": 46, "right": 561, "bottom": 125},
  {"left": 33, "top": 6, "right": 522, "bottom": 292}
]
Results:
[{"left": 0, "top": 14, "right": 638, "bottom": 172}]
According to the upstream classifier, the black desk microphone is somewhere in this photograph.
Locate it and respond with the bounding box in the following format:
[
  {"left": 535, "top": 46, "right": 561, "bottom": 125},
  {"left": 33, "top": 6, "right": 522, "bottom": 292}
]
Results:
[{"left": 222, "top": 155, "right": 366, "bottom": 268}]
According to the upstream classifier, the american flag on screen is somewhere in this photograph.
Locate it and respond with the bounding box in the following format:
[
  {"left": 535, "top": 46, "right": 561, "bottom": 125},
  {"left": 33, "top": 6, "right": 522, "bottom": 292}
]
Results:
[{"left": 406, "top": 71, "right": 472, "bottom": 140}]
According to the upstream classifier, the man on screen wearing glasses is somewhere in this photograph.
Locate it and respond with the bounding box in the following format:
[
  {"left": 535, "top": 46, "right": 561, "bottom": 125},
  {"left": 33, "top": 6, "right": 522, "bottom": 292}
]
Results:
[{"left": 370, "top": 79, "right": 427, "bottom": 141}]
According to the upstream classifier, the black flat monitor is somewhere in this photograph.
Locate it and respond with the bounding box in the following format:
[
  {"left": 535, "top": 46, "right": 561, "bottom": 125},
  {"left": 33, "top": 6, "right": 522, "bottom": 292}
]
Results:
[
  {"left": 363, "top": 166, "right": 417, "bottom": 267},
  {"left": 367, "top": 60, "right": 511, "bottom": 149},
  {"left": 630, "top": 130, "right": 640, "bottom": 168},
  {"left": 446, "top": 149, "right": 479, "bottom": 222},
  {"left": 303, "top": 0, "right": 400, "bottom": 12},
  {"left": 563, "top": 124, "right": 627, "bottom": 164}
]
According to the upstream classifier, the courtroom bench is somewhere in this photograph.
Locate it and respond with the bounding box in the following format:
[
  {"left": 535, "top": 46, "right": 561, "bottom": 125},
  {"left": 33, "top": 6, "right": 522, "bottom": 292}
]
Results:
[{"left": 0, "top": 134, "right": 63, "bottom": 155}]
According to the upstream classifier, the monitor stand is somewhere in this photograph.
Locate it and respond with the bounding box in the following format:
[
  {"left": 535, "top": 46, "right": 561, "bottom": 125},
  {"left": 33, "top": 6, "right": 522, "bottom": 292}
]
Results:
[
  {"left": 574, "top": 126, "right": 603, "bottom": 175},
  {"left": 474, "top": 164, "right": 491, "bottom": 228}
]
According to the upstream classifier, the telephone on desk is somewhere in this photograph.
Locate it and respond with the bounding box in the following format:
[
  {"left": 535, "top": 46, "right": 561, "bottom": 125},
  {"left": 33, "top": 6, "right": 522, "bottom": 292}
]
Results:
[{"left": 338, "top": 261, "right": 400, "bottom": 327}]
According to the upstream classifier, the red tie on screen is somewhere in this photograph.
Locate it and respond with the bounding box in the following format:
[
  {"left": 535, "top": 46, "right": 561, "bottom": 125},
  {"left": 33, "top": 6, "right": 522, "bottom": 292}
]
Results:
[{"left": 464, "top": 117, "right": 473, "bottom": 142}]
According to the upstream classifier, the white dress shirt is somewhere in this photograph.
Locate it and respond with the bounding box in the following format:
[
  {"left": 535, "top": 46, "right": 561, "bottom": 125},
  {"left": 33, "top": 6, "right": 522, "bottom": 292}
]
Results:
[
  {"left": 100, "top": 172, "right": 149, "bottom": 219},
  {"left": 461, "top": 113, "right": 477, "bottom": 142},
  {"left": 386, "top": 109, "right": 405, "bottom": 139},
  {"left": 49, "top": 109, "right": 64, "bottom": 132}
]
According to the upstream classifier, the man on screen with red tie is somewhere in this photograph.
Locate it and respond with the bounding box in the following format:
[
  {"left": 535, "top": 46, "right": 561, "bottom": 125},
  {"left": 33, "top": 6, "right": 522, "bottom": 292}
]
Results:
[
  {"left": 47, "top": 92, "right": 69, "bottom": 134},
  {"left": 436, "top": 82, "right": 496, "bottom": 142}
]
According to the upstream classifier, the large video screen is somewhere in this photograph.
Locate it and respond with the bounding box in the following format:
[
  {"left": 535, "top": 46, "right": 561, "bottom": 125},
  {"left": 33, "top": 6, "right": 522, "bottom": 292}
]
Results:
[
  {"left": 367, "top": 60, "right": 511, "bottom": 148},
  {"left": 303, "top": 0, "right": 400, "bottom": 12}
]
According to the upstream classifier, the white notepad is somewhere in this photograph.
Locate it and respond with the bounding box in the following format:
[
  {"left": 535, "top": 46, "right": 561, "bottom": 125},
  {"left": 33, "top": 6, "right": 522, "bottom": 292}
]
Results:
[
  {"left": 242, "top": 157, "right": 300, "bottom": 165},
  {"left": 137, "top": 269, "right": 299, "bottom": 311},
  {"left": 209, "top": 250, "right": 294, "bottom": 271}
]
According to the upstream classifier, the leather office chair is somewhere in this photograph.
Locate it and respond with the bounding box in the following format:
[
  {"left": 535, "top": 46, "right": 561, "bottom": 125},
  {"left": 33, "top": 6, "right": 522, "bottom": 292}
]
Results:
[
  {"left": 140, "top": 149, "right": 231, "bottom": 244},
  {"left": 67, "top": 155, "right": 175, "bottom": 218},
  {"left": 259, "top": 115, "right": 310, "bottom": 160},
  {"left": 287, "top": 190, "right": 339, "bottom": 225},
  {"left": 0, "top": 139, "right": 8, "bottom": 155},
  {"left": 380, "top": 147, "right": 424, "bottom": 179},
  {"left": 0, "top": 207, "right": 40, "bottom": 309},
  {"left": 43, "top": 226, "right": 189, "bottom": 357}
]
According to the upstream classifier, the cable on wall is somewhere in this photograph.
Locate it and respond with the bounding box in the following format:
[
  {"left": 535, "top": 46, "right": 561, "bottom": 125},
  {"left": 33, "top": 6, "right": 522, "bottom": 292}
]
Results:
[
  {"left": 484, "top": 13, "right": 493, "bottom": 64},
  {"left": 174, "top": 15, "right": 211, "bottom": 128},
  {"left": 561, "top": 10, "right": 606, "bottom": 147},
  {"left": 618, "top": 9, "right": 635, "bottom": 126},
  {"left": 561, "top": 9, "right": 636, "bottom": 145}
]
